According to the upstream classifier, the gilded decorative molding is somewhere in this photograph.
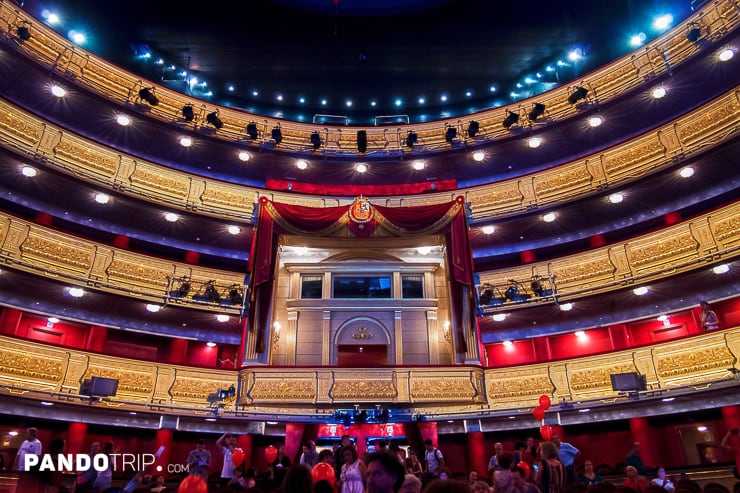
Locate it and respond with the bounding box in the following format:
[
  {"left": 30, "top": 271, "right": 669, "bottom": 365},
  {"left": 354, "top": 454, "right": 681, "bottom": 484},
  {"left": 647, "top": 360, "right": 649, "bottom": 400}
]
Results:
[
  {"left": 83, "top": 367, "right": 154, "bottom": 396},
  {"left": 330, "top": 379, "right": 398, "bottom": 401},
  {"left": 249, "top": 379, "right": 317, "bottom": 402},
  {"left": 410, "top": 377, "right": 480, "bottom": 402},
  {"left": 569, "top": 363, "right": 635, "bottom": 394},
  {"left": 0, "top": 349, "right": 64, "bottom": 383}
]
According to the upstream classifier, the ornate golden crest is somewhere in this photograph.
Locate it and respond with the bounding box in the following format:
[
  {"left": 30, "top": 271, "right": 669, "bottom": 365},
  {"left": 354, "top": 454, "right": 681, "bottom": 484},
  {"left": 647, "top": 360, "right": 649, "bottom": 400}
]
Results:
[{"left": 349, "top": 196, "right": 374, "bottom": 223}]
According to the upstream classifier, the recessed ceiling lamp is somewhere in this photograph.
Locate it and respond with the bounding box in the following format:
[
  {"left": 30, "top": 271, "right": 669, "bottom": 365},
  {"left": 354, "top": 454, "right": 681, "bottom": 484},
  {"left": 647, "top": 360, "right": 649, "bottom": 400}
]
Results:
[
  {"left": 588, "top": 115, "right": 604, "bottom": 127},
  {"left": 651, "top": 87, "right": 667, "bottom": 99},
  {"left": 67, "top": 287, "right": 85, "bottom": 298},
  {"left": 94, "top": 193, "right": 110, "bottom": 204},
  {"left": 216, "top": 314, "right": 230, "bottom": 323},
  {"left": 608, "top": 192, "right": 624, "bottom": 204},
  {"left": 206, "top": 342, "right": 217, "bottom": 348},
  {"left": 145, "top": 304, "right": 160, "bottom": 313},
  {"left": 560, "top": 303, "right": 574, "bottom": 311},
  {"left": 50, "top": 84, "right": 66, "bottom": 98},
  {"left": 47, "top": 317, "right": 60, "bottom": 324},
  {"left": 296, "top": 159, "right": 308, "bottom": 170},
  {"left": 528, "top": 137, "right": 542, "bottom": 148},
  {"left": 20, "top": 165, "right": 37, "bottom": 177},
  {"left": 679, "top": 166, "right": 695, "bottom": 178},
  {"left": 227, "top": 225, "right": 241, "bottom": 235},
  {"left": 481, "top": 225, "right": 495, "bottom": 235},
  {"left": 238, "top": 151, "right": 250, "bottom": 162},
  {"left": 116, "top": 114, "right": 131, "bottom": 126},
  {"left": 472, "top": 151, "right": 486, "bottom": 162},
  {"left": 412, "top": 160, "right": 425, "bottom": 171},
  {"left": 492, "top": 313, "right": 507, "bottom": 322},
  {"left": 179, "top": 136, "right": 193, "bottom": 147},
  {"left": 543, "top": 212, "right": 557, "bottom": 223},
  {"left": 164, "top": 212, "right": 179, "bottom": 222},
  {"left": 417, "top": 246, "right": 432, "bottom": 255},
  {"left": 718, "top": 48, "right": 735, "bottom": 61},
  {"left": 502, "top": 340, "right": 513, "bottom": 347},
  {"left": 574, "top": 330, "right": 586, "bottom": 337},
  {"left": 633, "top": 286, "right": 649, "bottom": 296},
  {"left": 355, "top": 163, "right": 368, "bottom": 173},
  {"left": 712, "top": 264, "right": 730, "bottom": 274}
]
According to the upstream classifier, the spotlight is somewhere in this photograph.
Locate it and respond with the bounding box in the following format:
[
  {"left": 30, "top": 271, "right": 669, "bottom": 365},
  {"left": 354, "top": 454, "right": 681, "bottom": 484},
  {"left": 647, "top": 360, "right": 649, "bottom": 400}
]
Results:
[
  {"left": 687, "top": 26, "right": 701, "bottom": 42},
  {"left": 502, "top": 111, "right": 519, "bottom": 129},
  {"left": 204, "top": 281, "right": 221, "bottom": 303},
  {"left": 444, "top": 126, "right": 457, "bottom": 142},
  {"left": 310, "top": 131, "right": 322, "bottom": 150},
  {"left": 271, "top": 126, "right": 282, "bottom": 144},
  {"left": 357, "top": 130, "right": 368, "bottom": 153},
  {"left": 528, "top": 103, "right": 546, "bottom": 121},
  {"left": 206, "top": 111, "right": 223, "bottom": 129},
  {"left": 567, "top": 86, "right": 588, "bottom": 105},
  {"left": 228, "top": 285, "right": 243, "bottom": 305},
  {"left": 176, "top": 278, "right": 192, "bottom": 298},
  {"left": 467, "top": 121, "right": 480, "bottom": 138},
  {"left": 246, "top": 122, "right": 259, "bottom": 140},
  {"left": 182, "top": 104, "right": 195, "bottom": 122},
  {"left": 138, "top": 88, "right": 159, "bottom": 106},
  {"left": 17, "top": 25, "right": 31, "bottom": 41},
  {"left": 405, "top": 131, "right": 418, "bottom": 148}
]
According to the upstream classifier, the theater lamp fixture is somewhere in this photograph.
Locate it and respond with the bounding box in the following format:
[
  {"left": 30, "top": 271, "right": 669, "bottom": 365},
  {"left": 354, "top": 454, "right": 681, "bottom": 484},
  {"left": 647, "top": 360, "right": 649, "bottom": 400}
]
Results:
[
  {"left": 271, "top": 126, "right": 283, "bottom": 144},
  {"left": 567, "top": 86, "right": 588, "bottom": 104},
  {"left": 138, "top": 87, "right": 159, "bottom": 106},
  {"left": 467, "top": 121, "right": 480, "bottom": 138},
  {"left": 528, "top": 103, "right": 546, "bottom": 121},
  {"left": 502, "top": 111, "right": 519, "bottom": 129},
  {"left": 310, "top": 131, "right": 322, "bottom": 150},
  {"left": 405, "top": 131, "right": 418, "bottom": 148},
  {"left": 246, "top": 122, "right": 259, "bottom": 140},
  {"left": 444, "top": 125, "right": 457, "bottom": 143},
  {"left": 181, "top": 104, "right": 195, "bottom": 122},
  {"left": 206, "top": 111, "right": 223, "bottom": 129},
  {"left": 16, "top": 22, "right": 31, "bottom": 41}
]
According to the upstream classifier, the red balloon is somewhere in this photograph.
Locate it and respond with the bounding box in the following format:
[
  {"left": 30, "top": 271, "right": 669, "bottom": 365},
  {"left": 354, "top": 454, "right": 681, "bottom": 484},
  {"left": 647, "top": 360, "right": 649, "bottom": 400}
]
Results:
[
  {"left": 540, "top": 424, "right": 553, "bottom": 441},
  {"left": 232, "top": 448, "right": 245, "bottom": 467},
  {"left": 312, "top": 462, "right": 337, "bottom": 487},
  {"left": 265, "top": 445, "right": 278, "bottom": 464},
  {"left": 178, "top": 474, "right": 208, "bottom": 493},
  {"left": 517, "top": 461, "right": 531, "bottom": 478},
  {"left": 532, "top": 406, "right": 545, "bottom": 421},
  {"left": 539, "top": 394, "right": 552, "bottom": 411}
]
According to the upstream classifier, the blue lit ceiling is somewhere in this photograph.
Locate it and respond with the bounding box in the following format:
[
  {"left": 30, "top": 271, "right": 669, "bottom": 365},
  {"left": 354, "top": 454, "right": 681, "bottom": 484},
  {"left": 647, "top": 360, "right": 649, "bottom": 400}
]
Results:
[{"left": 20, "top": 0, "right": 693, "bottom": 123}]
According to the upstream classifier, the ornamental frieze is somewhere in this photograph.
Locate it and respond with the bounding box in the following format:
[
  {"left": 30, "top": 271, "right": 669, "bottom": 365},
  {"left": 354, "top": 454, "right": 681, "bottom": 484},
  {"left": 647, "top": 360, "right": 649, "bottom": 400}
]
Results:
[{"left": 330, "top": 379, "right": 397, "bottom": 401}]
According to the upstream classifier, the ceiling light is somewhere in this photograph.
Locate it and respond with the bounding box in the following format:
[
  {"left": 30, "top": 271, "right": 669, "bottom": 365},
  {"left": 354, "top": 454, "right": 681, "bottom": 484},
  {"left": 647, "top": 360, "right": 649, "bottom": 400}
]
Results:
[
  {"left": 653, "top": 14, "right": 674, "bottom": 31},
  {"left": 718, "top": 48, "right": 735, "bottom": 61},
  {"left": 633, "top": 286, "right": 649, "bottom": 296},
  {"left": 481, "top": 225, "right": 495, "bottom": 235},
  {"left": 355, "top": 163, "right": 368, "bottom": 173},
  {"left": 206, "top": 341, "right": 217, "bottom": 347},
  {"left": 129, "top": 411, "right": 137, "bottom": 415},
  {"left": 543, "top": 212, "right": 557, "bottom": 223},
  {"left": 50, "top": 84, "right": 66, "bottom": 98},
  {"left": 179, "top": 137, "right": 193, "bottom": 147},
  {"left": 40, "top": 401, "right": 54, "bottom": 406},
  {"left": 412, "top": 160, "right": 425, "bottom": 171},
  {"left": 492, "top": 314, "right": 507, "bottom": 322},
  {"left": 227, "top": 225, "right": 241, "bottom": 235},
  {"left": 608, "top": 192, "right": 624, "bottom": 204},
  {"left": 697, "top": 426, "right": 707, "bottom": 432},
  {"left": 630, "top": 32, "right": 647, "bottom": 47},
  {"left": 579, "top": 408, "right": 591, "bottom": 413},
  {"left": 679, "top": 166, "right": 695, "bottom": 178},
  {"left": 574, "top": 330, "right": 585, "bottom": 337},
  {"left": 657, "top": 315, "right": 668, "bottom": 322},
  {"left": 94, "top": 193, "right": 110, "bottom": 204},
  {"left": 238, "top": 151, "right": 250, "bottom": 162},
  {"left": 21, "top": 165, "right": 38, "bottom": 177},
  {"left": 588, "top": 116, "right": 604, "bottom": 127},
  {"left": 47, "top": 317, "right": 60, "bottom": 324},
  {"left": 651, "top": 87, "right": 667, "bottom": 99},
  {"left": 145, "top": 304, "right": 160, "bottom": 313},
  {"left": 205, "top": 418, "right": 217, "bottom": 422},
  {"left": 417, "top": 246, "right": 432, "bottom": 255},
  {"left": 560, "top": 303, "right": 574, "bottom": 312},
  {"left": 472, "top": 151, "right": 485, "bottom": 162},
  {"left": 346, "top": 100, "right": 353, "bottom": 107},
  {"left": 502, "top": 340, "right": 513, "bottom": 347},
  {"left": 296, "top": 159, "right": 308, "bottom": 170},
  {"left": 7, "top": 431, "right": 18, "bottom": 436},
  {"left": 528, "top": 137, "right": 542, "bottom": 148},
  {"left": 216, "top": 314, "right": 230, "bottom": 323},
  {"left": 440, "top": 94, "right": 448, "bottom": 102},
  {"left": 712, "top": 264, "right": 730, "bottom": 274},
  {"left": 67, "top": 287, "right": 85, "bottom": 298},
  {"left": 116, "top": 114, "right": 131, "bottom": 126},
  {"left": 266, "top": 421, "right": 279, "bottom": 425},
  {"left": 662, "top": 397, "right": 675, "bottom": 402},
  {"left": 164, "top": 212, "right": 179, "bottom": 222}
]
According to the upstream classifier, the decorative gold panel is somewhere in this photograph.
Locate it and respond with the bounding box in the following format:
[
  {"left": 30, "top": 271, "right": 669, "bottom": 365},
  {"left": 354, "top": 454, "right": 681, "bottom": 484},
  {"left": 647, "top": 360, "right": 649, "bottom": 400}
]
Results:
[
  {"left": 653, "top": 335, "right": 737, "bottom": 387},
  {"left": 485, "top": 366, "right": 553, "bottom": 408},
  {"left": 330, "top": 379, "right": 398, "bottom": 401},
  {"left": 0, "top": 348, "right": 64, "bottom": 384},
  {"left": 250, "top": 380, "right": 317, "bottom": 402},
  {"left": 54, "top": 135, "right": 118, "bottom": 179},
  {"left": 569, "top": 363, "right": 635, "bottom": 395},
  {"left": 410, "top": 376, "right": 480, "bottom": 402}
]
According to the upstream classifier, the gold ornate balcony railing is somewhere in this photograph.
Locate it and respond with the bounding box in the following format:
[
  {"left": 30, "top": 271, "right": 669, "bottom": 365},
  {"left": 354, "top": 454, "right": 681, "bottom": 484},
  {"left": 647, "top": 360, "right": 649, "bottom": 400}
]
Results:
[
  {"left": 1, "top": 328, "right": 737, "bottom": 418},
  {"left": 0, "top": 212, "right": 247, "bottom": 311},
  {"left": 0, "top": 0, "right": 736, "bottom": 156},
  {"left": 477, "top": 199, "right": 740, "bottom": 305},
  {"left": 0, "top": 88, "right": 737, "bottom": 223},
  {"left": 0, "top": 199, "right": 737, "bottom": 308}
]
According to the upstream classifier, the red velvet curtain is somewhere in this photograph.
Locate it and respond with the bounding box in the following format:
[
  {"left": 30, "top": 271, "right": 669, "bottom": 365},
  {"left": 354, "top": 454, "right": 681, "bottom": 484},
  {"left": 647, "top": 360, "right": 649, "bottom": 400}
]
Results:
[{"left": 246, "top": 196, "right": 475, "bottom": 355}]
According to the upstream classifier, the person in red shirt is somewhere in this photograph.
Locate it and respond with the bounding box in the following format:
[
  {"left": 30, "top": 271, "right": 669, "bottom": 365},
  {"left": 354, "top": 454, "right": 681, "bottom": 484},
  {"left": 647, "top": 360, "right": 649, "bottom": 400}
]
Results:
[
  {"left": 623, "top": 466, "right": 649, "bottom": 493},
  {"left": 720, "top": 427, "right": 740, "bottom": 480}
]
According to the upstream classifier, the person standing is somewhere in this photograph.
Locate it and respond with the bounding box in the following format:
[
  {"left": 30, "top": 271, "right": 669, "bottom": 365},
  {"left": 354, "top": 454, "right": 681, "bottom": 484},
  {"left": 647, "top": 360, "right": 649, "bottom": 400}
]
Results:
[
  {"left": 339, "top": 445, "right": 367, "bottom": 493},
  {"left": 187, "top": 439, "right": 211, "bottom": 480},
  {"left": 423, "top": 439, "right": 445, "bottom": 480},
  {"left": 216, "top": 433, "right": 238, "bottom": 487},
  {"left": 552, "top": 435, "right": 578, "bottom": 485},
  {"left": 299, "top": 440, "right": 319, "bottom": 468},
  {"left": 93, "top": 441, "right": 115, "bottom": 491},
  {"left": 75, "top": 441, "right": 100, "bottom": 492},
  {"left": 366, "top": 450, "right": 406, "bottom": 493},
  {"left": 13, "top": 427, "right": 42, "bottom": 472},
  {"left": 271, "top": 442, "right": 291, "bottom": 486},
  {"left": 625, "top": 441, "right": 647, "bottom": 476},
  {"left": 700, "top": 301, "right": 720, "bottom": 331},
  {"left": 720, "top": 427, "right": 740, "bottom": 480},
  {"left": 535, "top": 441, "right": 565, "bottom": 493},
  {"left": 488, "top": 442, "right": 505, "bottom": 477}
]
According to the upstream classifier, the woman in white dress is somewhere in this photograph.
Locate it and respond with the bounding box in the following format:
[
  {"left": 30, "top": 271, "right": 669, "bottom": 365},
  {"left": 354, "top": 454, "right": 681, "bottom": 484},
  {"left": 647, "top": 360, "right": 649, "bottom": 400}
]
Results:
[{"left": 340, "top": 445, "right": 367, "bottom": 493}]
